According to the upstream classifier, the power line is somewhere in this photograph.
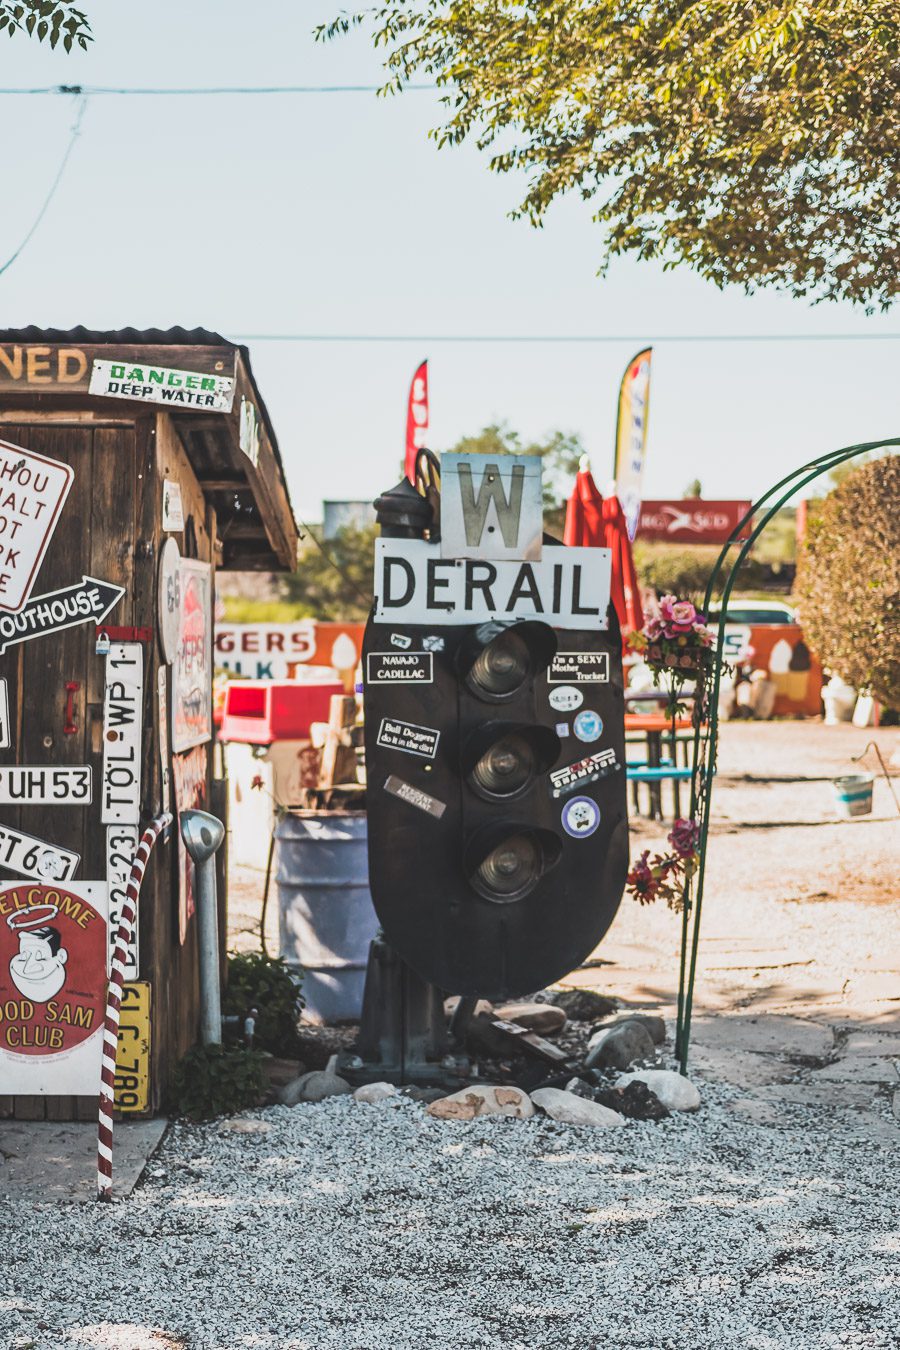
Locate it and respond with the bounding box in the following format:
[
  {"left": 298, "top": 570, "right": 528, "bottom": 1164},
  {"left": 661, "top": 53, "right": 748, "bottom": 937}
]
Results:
[
  {"left": 0, "top": 95, "right": 87, "bottom": 280},
  {"left": 231, "top": 331, "right": 900, "bottom": 344},
  {"left": 0, "top": 83, "right": 437, "bottom": 96}
]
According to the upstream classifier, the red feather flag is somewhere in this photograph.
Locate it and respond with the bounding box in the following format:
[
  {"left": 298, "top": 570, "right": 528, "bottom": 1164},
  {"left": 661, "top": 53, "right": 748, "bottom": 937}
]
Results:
[{"left": 404, "top": 359, "right": 429, "bottom": 482}]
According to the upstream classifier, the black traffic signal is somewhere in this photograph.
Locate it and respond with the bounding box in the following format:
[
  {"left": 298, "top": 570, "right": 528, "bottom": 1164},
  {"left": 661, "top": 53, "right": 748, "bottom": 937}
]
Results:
[{"left": 362, "top": 600, "right": 628, "bottom": 1000}]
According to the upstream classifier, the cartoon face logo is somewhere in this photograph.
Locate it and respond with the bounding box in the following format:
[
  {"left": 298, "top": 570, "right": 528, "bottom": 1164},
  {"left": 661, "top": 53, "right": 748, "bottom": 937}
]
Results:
[
  {"left": 7, "top": 906, "right": 68, "bottom": 1003},
  {"left": 561, "top": 796, "right": 601, "bottom": 839}
]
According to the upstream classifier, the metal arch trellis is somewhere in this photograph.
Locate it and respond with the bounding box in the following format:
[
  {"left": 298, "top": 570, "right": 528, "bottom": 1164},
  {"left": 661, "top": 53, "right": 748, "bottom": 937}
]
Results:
[{"left": 674, "top": 435, "right": 900, "bottom": 1074}]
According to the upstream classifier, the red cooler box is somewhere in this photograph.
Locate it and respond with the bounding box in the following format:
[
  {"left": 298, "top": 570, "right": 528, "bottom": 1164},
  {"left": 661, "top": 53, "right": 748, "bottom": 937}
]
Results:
[{"left": 221, "top": 679, "right": 344, "bottom": 744}]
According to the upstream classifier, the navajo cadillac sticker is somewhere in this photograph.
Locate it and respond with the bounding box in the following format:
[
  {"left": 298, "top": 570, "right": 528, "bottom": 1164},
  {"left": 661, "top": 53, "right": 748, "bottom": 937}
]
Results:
[{"left": 89, "top": 359, "right": 235, "bottom": 412}]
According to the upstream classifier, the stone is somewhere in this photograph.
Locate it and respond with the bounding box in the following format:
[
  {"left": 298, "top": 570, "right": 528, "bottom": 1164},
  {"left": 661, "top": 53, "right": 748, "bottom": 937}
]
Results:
[
  {"left": 811, "top": 1057, "right": 899, "bottom": 1084},
  {"left": 495, "top": 1001, "right": 567, "bottom": 1036},
  {"left": 617, "top": 1069, "right": 701, "bottom": 1112},
  {"left": 531, "top": 1087, "right": 625, "bottom": 1128},
  {"left": 564, "top": 1077, "right": 597, "bottom": 1100},
  {"left": 352, "top": 1082, "right": 398, "bottom": 1104},
  {"left": 426, "top": 1084, "right": 535, "bottom": 1121},
  {"left": 844, "top": 1033, "right": 900, "bottom": 1057},
  {"left": 726, "top": 1098, "right": 781, "bottom": 1125},
  {"left": 218, "top": 1117, "right": 272, "bottom": 1135},
  {"left": 893, "top": 1089, "right": 900, "bottom": 1122},
  {"left": 548, "top": 989, "right": 618, "bottom": 1022},
  {"left": 280, "top": 1070, "right": 353, "bottom": 1105},
  {"left": 753, "top": 1083, "right": 875, "bottom": 1110},
  {"left": 587, "top": 1015, "right": 666, "bottom": 1049},
  {"left": 402, "top": 1085, "right": 446, "bottom": 1104},
  {"left": 584, "top": 1021, "right": 656, "bottom": 1071},
  {"left": 689, "top": 1015, "right": 833, "bottom": 1060},
  {"left": 689, "top": 1045, "right": 793, "bottom": 1088},
  {"left": 595, "top": 1081, "right": 669, "bottom": 1122}
]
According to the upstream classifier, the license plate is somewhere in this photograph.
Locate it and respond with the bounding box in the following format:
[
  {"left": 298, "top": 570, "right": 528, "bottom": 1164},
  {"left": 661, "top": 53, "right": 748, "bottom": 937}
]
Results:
[
  {"left": 0, "top": 765, "right": 92, "bottom": 805},
  {"left": 0, "top": 824, "right": 79, "bottom": 881},
  {"left": 114, "top": 980, "right": 151, "bottom": 1113}
]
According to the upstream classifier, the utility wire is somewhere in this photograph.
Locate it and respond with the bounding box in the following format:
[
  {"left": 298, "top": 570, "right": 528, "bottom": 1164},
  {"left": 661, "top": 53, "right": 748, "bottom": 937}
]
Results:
[
  {"left": 231, "top": 331, "right": 900, "bottom": 344},
  {"left": 0, "top": 94, "right": 87, "bottom": 280},
  {"left": 0, "top": 83, "right": 437, "bottom": 95}
]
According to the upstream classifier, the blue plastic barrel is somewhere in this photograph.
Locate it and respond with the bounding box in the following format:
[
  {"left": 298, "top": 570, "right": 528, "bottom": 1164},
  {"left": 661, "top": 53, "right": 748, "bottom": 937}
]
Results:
[
  {"left": 275, "top": 811, "right": 379, "bottom": 1023},
  {"left": 832, "top": 773, "right": 874, "bottom": 818}
]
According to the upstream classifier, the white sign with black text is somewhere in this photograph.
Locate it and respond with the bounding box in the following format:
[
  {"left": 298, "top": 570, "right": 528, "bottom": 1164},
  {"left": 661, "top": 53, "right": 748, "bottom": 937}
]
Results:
[
  {"left": 374, "top": 538, "right": 611, "bottom": 630},
  {"left": 106, "top": 823, "right": 140, "bottom": 978},
  {"left": 0, "top": 765, "right": 92, "bottom": 805},
  {"left": 0, "top": 822, "right": 78, "bottom": 881},
  {"left": 0, "top": 440, "right": 74, "bottom": 614},
  {"left": 0, "top": 677, "right": 9, "bottom": 748},
  {"left": 101, "top": 642, "right": 143, "bottom": 825}
]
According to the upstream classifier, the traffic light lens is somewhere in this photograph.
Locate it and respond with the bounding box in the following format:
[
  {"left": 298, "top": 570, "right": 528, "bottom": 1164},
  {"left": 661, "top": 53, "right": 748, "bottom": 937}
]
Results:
[
  {"left": 468, "top": 630, "right": 529, "bottom": 698},
  {"left": 472, "top": 733, "right": 534, "bottom": 797},
  {"left": 474, "top": 832, "right": 541, "bottom": 901}
]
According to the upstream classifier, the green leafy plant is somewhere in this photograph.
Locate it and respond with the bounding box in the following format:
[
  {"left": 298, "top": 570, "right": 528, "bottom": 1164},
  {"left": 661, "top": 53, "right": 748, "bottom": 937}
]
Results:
[
  {"left": 224, "top": 950, "right": 305, "bottom": 1057},
  {"left": 169, "top": 1043, "right": 265, "bottom": 1121},
  {"left": 0, "top": 1, "right": 91, "bottom": 49}
]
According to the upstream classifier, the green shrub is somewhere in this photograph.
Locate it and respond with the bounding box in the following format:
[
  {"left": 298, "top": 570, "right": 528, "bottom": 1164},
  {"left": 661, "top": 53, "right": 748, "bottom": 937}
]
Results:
[
  {"left": 170, "top": 1043, "right": 265, "bottom": 1120},
  {"left": 224, "top": 950, "right": 305, "bottom": 1056},
  {"left": 796, "top": 456, "right": 899, "bottom": 710}
]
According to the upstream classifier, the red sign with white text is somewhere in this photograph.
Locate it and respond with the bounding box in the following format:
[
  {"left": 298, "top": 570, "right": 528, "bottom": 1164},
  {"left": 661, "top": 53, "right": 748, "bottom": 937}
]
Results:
[
  {"left": 404, "top": 360, "right": 429, "bottom": 483},
  {"left": 638, "top": 499, "right": 753, "bottom": 544}
]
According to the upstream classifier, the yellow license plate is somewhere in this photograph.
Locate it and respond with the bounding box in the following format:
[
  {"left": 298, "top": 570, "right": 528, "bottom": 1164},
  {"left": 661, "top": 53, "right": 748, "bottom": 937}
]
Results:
[{"left": 114, "top": 980, "right": 151, "bottom": 1113}]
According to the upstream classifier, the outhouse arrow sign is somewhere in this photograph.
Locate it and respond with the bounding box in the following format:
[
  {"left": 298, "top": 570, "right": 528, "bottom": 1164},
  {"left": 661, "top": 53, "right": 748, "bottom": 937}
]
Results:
[{"left": 0, "top": 576, "right": 125, "bottom": 654}]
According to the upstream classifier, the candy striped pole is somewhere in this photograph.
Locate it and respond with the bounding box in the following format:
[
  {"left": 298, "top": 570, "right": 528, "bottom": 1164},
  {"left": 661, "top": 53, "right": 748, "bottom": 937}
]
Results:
[{"left": 98, "top": 812, "right": 172, "bottom": 1201}]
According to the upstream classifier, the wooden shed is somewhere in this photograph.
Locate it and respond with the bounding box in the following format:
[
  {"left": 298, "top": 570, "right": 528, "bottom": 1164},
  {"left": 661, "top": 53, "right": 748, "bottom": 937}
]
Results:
[{"left": 0, "top": 327, "right": 298, "bottom": 1118}]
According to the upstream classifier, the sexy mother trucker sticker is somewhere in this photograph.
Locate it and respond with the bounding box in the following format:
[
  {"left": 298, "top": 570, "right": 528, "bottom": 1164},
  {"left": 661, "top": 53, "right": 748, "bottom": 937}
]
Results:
[{"left": 0, "top": 882, "right": 108, "bottom": 1094}]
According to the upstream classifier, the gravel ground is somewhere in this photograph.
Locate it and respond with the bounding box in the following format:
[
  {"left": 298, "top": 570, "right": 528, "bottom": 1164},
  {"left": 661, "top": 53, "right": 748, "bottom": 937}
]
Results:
[{"left": 2, "top": 1082, "right": 899, "bottom": 1350}]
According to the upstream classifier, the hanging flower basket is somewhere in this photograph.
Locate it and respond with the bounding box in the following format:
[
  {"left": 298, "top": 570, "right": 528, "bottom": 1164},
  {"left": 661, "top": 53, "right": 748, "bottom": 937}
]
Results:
[{"left": 628, "top": 596, "right": 716, "bottom": 716}]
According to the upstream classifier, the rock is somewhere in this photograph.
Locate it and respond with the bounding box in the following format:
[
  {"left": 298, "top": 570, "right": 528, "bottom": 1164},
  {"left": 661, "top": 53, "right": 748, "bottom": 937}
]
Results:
[
  {"left": 352, "top": 1082, "right": 398, "bottom": 1104},
  {"left": 494, "top": 1002, "right": 567, "bottom": 1036},
  {"left": 595, "top": 1081, "right": 669, "bottom": 1122},
  {"left": 564, "top": 1077, "right": 597, "bottom": 1100},
  {"left": 548, "top": 989, "right": 617, "bottom": 1023},
  {"left": 588, "top": 1015, "right": 666, "bottom": 1049},
  {"left": 531, "top": 1087, "right": 625, "bottom": 1128},
  {"left": 689, "top": 1014, "right": 832, "bottom": 1060},
  {"left": 617, "top": 1069, "right": 701, "bottom": 1112},
  {"left": 402, "top": 1085, "right": 446, "bottom": 1104},
  {"left": 426, "top": 1084, "right": 534, "bottom": 1121},
  {"left": 444, "top": 995, "right": 494, "bottom": 1019},
  {"left": 280, "top": 1070, "right": 353, "bottom": 1105},
  {"left": 585, "top": 1021, "right": 656, "bottom": 1071},
  {"left": 218, "top": 1118, "right": 272, "bottom": 1134}
]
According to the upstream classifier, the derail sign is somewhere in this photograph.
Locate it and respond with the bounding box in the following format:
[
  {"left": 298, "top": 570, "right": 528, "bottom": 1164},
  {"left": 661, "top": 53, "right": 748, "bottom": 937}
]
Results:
[{"left": 374, "top": 538, "right": 611, "bottom": 629}]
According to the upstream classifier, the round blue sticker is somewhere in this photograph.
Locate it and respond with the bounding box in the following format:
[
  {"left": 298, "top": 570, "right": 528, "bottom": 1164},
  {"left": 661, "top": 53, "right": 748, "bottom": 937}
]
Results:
[
  {"left": 561, "top": 796, "right": 601, "bottom": 839},
  {"left": 573, "top": 710, "right": 603, "bottom": 743}
]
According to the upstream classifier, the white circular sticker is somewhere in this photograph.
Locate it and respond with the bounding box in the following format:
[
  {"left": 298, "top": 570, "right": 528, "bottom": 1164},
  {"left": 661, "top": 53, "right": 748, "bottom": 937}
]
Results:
[
  {"left": 573, "top": 710, "right": 603, "bottom": 743},
  {"left": 561, "top": 796, "right": 601, "bottom": 839},
  {"left": 549, "top": 685, "right": 583, "bottom": 713}
]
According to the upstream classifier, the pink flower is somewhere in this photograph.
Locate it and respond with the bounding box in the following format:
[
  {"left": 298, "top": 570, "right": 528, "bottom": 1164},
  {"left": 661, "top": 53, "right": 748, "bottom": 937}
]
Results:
[
  {"left": 668, "top": 817, "right": 700, "bottom": 858},
  {"left": 626, "top": 850, "right": 660, "bottom": 904},
  {"left": 659, "top": 595, "right": 699, "bottom": 634},
  {"left": 251, "top": 775, "right": 265, "bottom": 791}
]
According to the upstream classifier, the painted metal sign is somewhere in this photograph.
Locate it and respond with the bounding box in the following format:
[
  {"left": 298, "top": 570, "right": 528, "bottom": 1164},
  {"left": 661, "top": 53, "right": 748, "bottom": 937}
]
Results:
[
  {"left": 172, "top": 745, "right": 207, "bottom": 944},
  {"left": 374, "top": 538, "right": 611, "bottom": 630},
  {"left": 172, "top": 559, "right": 212, "bottom": 752},
  {"left": 157, "top": 537, "right": 180, "bottom": 663},
  {"left": 89, "top": 359, "right": 235, "bottom": 412},
  {"left": 239, "top": 397, "right": 261, "bottom": 467},
  {"left": 440, "top": 454, "right": 543, "bottom": 563},
  {"left": 162, "top": 479, "right": 184, "bottom": 532},
  {"left": 101, "top": 642, "right": 143, "bottom": 825},
  {"left": 0, "top": 440, "right": 74, "bottom": 613},
  {"left": 106, "top": 823, "right": 139, "bottom": 978},
  {"left": 0, "top": 765, "right": 92, "bottom": 805},
  {"left": 157, "top": 665, "right": 171, "bottom": 815},
  {"left": 638, "top": 499, "right": 753, "bottom": 544},
  {"left": 0, "top": 677, "right": 9, "bottom": 748},
  {"left": 213, "top": 620, "right": 364, "bottom": 684},
  {"left": 0, "top": 575, "right": 124, "bottom": 654},
  {"left": 0, "top": 823, "right": 79, "bottom": 882},
  {"left": 0, "top": 881, "right": 107, "bottom": 1094},
  {"left": 114, "top": 979, "right": 151, "bottom": 1113}
]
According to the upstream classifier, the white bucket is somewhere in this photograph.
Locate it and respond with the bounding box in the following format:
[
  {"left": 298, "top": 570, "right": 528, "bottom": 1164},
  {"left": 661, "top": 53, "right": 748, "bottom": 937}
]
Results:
[{"left": 832, "top": 773, "right": 874, "bottom": 818}]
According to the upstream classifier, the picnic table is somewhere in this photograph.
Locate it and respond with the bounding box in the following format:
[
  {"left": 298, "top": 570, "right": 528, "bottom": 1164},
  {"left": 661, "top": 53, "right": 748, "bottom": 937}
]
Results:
[{"left": 625, "top": 711, "right": 694, "bottom": 820}]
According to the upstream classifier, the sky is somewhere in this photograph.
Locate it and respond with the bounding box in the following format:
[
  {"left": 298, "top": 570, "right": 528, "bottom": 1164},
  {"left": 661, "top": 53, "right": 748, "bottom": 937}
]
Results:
[{"left": 2, "top": 0, "right": 898, "bottom": 523}]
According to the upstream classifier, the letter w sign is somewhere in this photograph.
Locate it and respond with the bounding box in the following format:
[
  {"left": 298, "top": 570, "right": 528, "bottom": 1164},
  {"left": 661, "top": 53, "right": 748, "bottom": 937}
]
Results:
[{"left": 440, "top": 453, "right": 543, "bottom": 562}]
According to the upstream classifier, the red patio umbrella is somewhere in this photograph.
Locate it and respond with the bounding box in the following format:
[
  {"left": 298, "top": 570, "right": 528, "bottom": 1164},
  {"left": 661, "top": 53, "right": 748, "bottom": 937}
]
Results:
[{"left": 564, "top": 459, "right": 644, "bottom": 637}]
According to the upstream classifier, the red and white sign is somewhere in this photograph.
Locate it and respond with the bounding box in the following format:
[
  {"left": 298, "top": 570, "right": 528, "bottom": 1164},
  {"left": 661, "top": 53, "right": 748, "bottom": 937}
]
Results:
[
  {"left": 0, "top": 439, "right": 74, "bottom": 613},
  {"left": 0, "top": 881, "right": 107, "bottom": 1094},
  {"left": 214, "top": 621, "right": 365, "bottom": 688},
  {"left": 404, "top": 360, "right": 429, "bottom": 482},
  {"left": 638, "top": 499, "right": 753, "bottom": 544},
  {"left": 172, "top": 745, "right": 207, "bottom": 945}
]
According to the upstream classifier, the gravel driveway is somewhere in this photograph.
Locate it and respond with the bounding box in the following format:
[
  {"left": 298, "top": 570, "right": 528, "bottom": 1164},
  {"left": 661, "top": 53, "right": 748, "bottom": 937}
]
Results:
[{"left": 2, "top": 1084, "right": 898, "bottom": 1350}]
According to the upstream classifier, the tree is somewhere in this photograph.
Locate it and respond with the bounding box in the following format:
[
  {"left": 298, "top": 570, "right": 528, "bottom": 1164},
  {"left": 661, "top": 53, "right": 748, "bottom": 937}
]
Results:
[
  {"left": 321, "top": 3, "right": 900, "bottom": 309},
  {"left": 0, "top": 1, "right": 91, "bottom": 48},
  {"left": 682, "top": 478, "right": 703, "bottom": 499},
  {"left": 795, "top": 457, "right": 899, "bottom": 709},
  {"left": 281, "top": 523, "right": 378, "bottom": 622}
]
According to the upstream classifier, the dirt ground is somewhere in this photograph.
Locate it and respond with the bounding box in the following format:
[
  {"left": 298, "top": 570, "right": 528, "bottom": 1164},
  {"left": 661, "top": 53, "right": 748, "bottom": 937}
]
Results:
[{"left": 229, "top": 720, "right": 900, "bottom": 1035}]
